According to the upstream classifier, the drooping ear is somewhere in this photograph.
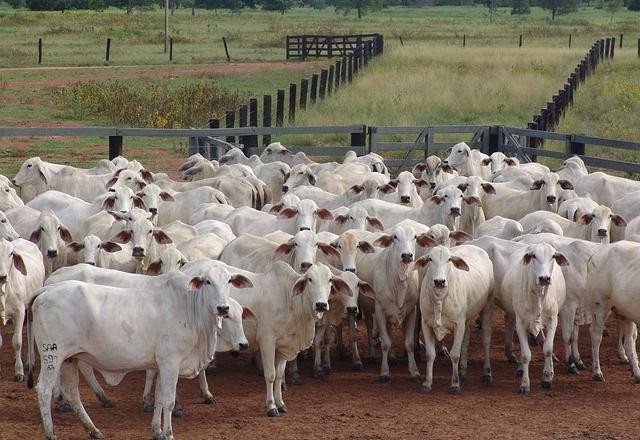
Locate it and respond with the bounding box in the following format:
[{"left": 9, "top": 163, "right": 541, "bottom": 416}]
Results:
[
  {"left": 414, "top": 256, "right": 429, "bottom": 269},
  {"left": 366, "top": 216, "right": 384, "bottom": 231},
  {"left": 68, "top": 242, "right": 85, "bottom": 252},
  {"left": 274, "top": 242, "right": 295, "bottom": 258},
  {"left": 269, "top": 203, "right": 284, "bottom": 214},
  {"left": 183, "top": 166, "right": 203, "bottom": 176},
  {"left": 112, "top": 230, "right": 132, "bottom": 244},
  {"left": 414, "top": 179, "right": 429, "bottom": 189},
  {"left": 554, "top": 253, "right": 570, "bottom": 267},
  {"left": 188, "top": 276, "right": 205, "bottom": 289},
  {"left": 100, "top": 241, "right": 122, "bottom": 252},
  {"left": 277, "top": 208, "right": 298, "bottom": 219},
  {"left": 558, "top": 179, "right": 574, "bottom": 190},
  {"left": 350, "top": 184, "right": 364, "bottom": 194},
  {"left": 291, "top": 278, "right": 308, "bottom": 297},
  {"left": 334, "top": 215, "right": 348, "bottom": 225},
  {"left": 413, "top": 163, "right": 428, "bottom": 173},
  {"left": 463, "top": 196, "right": 481, "bottom": 206},
  {"left": 378, "top": 183, "right": 396, "bottom": 194},
  {"left": 449, "top": 230, "right": 473, "bottom": 243},
  {"left": 358, "top": 281, "right": 375, "bottom": 299},
  {"left": 330, "top": 277, "right": 352, "bottom": 297},
  {"left": 132, "top": 196, "right": 146, "bottom": 209},
  {"left": 373, "top": 235, "right": 393, "bottom": 248},
  {"left": 441, "top": 164, "right": 454, "bottom": 174},
  {"left": 504, "top": 158, "right": 518, "bottom": 166},
  {"left": 522, "top": 253, "right": 534, "bottom": 265},
  {"left": 105, "top": 176, "right": 118, "bottom": 188},
  {"left": 457, "top": 183, "right": 469, "bottom": 192},
  {"left": 357, "top": 241, "right": 376, "bottom": 254},
  {"left": 29, "top": 229, "right": 41, "bottom": 244},
  {"left": 308, "top": 173, "right": 316, "bottom": 186},
  {"left": 136, "top": 180, "right": 147, "bottom": 190},
  {"left": 481, "top": 158, "right": 492, "bottom": 166},
  {"left": 316, "top": 208, "right": 333, "bottom": 221},
  {"left": 145, "top": 260, "right": 163, "bottom": 275},
  {"left": 427, "top": 195, "right": 444, "bottom": 205},
  {"left": 102, "top": 196, "right": 116, "bottom": 209},
  {"left": 578, "top": 213, "right": 594, "bottom": 225},
  {"left": 159, "top": 192, "right": 175, "bottom": 202},
  {"left": 229, "top": 274, "right": 253, "bottom": 288},
  {"left": 611, "top": 215, "right": 627, "bottom": 227},
  {"left": 481, "top": 183, "right": 496, "bottom": 194},
  {"left": 319, "top": 243, "right": 341, "bottom": 259},
  {"left": 242, "top": 307, "right": 256, "bottom": 320},
  {"left": 113, "top": 168, "right": 125, "bottom": 176},
  {"left": 59, "top": 226, "right": 73, "bottom": 242},
  {"left": 12, "top": 253, "right": 27, "bottom": 276},
  {"left": 530, "top": 180, "right": 544, "bottom": 190},
  {"left": 416, "top": 233, "right": 438, "bottom": 248},
  {"left": 140, "top": 169, "right": 154, "bottom": 183},
  {"left": 451, "top": 256, "right": 470, "bottom": 271},
  {"left": 153, "top": 230, "right": 173, "bottom": 244}
]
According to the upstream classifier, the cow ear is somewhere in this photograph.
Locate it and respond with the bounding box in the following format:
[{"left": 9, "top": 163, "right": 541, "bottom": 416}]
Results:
[
  {"left": 481, "top": 183, "right": 496, "bottom": 194},
  {"left": 334, "top": 215, "right": 348, "bottom": 225},
  {"left": 100, "top": 241, "right": 122, "bottom": 252},
  {"left": 554, "top": 253, "right": 570, "bottom": 267},
  {"left": 183, "top": 166, "right": 202, "bottom": 176},
  {"left": 318, "top": 243, "right": 341, "bottom": 259},
  {"left": 378, "top": 183, "right": 396, "bottom": 194},
  {"left": 146, "top": 260, "right": 163, "bottom": 275},
  {"left": 522, "top": 253, "right": 534, "bottom": 265},
  {"left": 416, "top": 233, "right": 438, "bottom": 248},
  {"left": 366, "top": 216, "right": 384, "bottom": 231},
  {"left": 136, "top": 180, "right": 147, "bottom": 190},
  {"left": 229, "top": 274, "right": 253, "bottom": 288},
  {"left": 269, "top": 203, "right": 284, "bottom": 214},
  {"left": 579, "top": 213, "right": 594, "bottom": 225},
  {"left": 451, "top": 256, "right": 470, "bottom": 271},
  {"left": 358, "top": 281, "right": 375, "bottom": 299},
  {"left": 350, "top": 184, "right": 364, "bottom": 194},
  {"left": 188, "top": 276, "right": 205, "bottom": 289},
  {"left": 457, "top": 183, "right": 469, "bottom": 192},
  {"left": 373, "top": 235, "right": 393, "bottom": 248},
  {"left": 481, "top": 158, "right": 492, "bottom": 166},
  {"left": 530, "top": 180, "right": 544, "bottom": 190},
  {"left": 413, "top": 163, "right": 428, "bottom": 173},
  {"left": 132, "top": 196, "right": 146, "bottom": 209},
  {"left": 316, "top": 208, "right": 333, "bottom": 221},
  {"left": 414, "top": 179, "right": 429, "bottom": 189},
  {"left": 291, "top": 278, "right": 308, "bottom": 297},
  {"left": 274, "top": 243, "right": 295, "bottom": 258},
  {"left": 463, "top": 196, "right": 481, "bottom": 206},
  {"left": 139, "top": 169, "right": 153, "bottom": 183},
  {"left": 59, "top": 226, "right": 73, "bottom": 242},
  {"left": 449, "top": 230, "right": 473, "bottom": 243},
  {"left": 427, "top": 195, "right": 444, "bottom": 205},
  {"left": 102, "top": 196, "right": 116, "bottom": 209},
  {"left": 113, "top": 230, "right": 132, "bottom": 244},
  {"left": 558, "top": 179, "right": 574, "bottom": 190},
  {"left": 105, "top": 177, "right": 118, "bottom": 189},
  {"left": 357, "top": 241, "right": 376, "bottom": 254},
  {"left": 414, "top": 256, "right": 429, "bottom": 269},
  {"left": 441, "top": 164, "right": 454, "bottom": 174},
  {"left": 159, "top": 192, "right": 175, "bottom": 202},
  {"left": 330, "top": 277, "right": 352, "bottom": 297},
  {"left": 29, "top": 229, "right": 41, "bottom": 244},
  {"left": 242, "top": 307, "right": 256, "bottom": 320},
  {"left": 153, "top": 230, "right": 173, "bottom": 244},
  {"left": 611, "top": 214, "right": 627, "bottom": 227},
  {"left": 504, "top": 158, "right": 518, "bottom": 166},
  {"left": 10, "top": 252, "right": 26, "bottom": 276},
  {"left": 277, "top": 208, "right": 298, "bottom": 219},
  {"left": 68, "top": 242, "right": 85, "bottom": 252},
  {"left": 388, "top": 179, "right": 399, "bottom": 188},
  {"left": 37, "top": 164, "right": 49, "bottom": 184},
  {"left": 308, "top": 173, "right": 316, "bottom": 186}
]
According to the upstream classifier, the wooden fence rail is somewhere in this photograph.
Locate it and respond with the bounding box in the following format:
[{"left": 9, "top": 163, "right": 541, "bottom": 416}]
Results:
[{"left": 286, "top": 34, "right": 383, "bottom": 60}]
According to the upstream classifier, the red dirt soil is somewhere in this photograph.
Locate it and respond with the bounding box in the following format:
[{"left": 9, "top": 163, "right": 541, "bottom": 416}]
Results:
[{"left": 1, "top": 312, "right": 639, "bottom": 440}]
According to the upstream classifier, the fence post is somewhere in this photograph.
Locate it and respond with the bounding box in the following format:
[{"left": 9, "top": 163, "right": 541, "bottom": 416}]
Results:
[
  {"left": 108, "top": 135, "right": 123, "bottom": 160},
  {"left": 368, "top": 126, "right": 377, "bottom": 154},
  {"left": 350, "top": 125, "right": 366, "bottom": 152},
  {"left": 105, "top": 38, "right": 111, "bottom": 62},
  {"left": 288, "top": 83, "right": 296, "bottom": 124},
  {"left": 169, "top": 37, "right": 173, "bottom": 61},
  {"left": 347, "top": 54, "right": 353, "bottom": 82},
  {"left": 276, "top": 89, "right": 285, "bottom": 127},
  {"left": 519, "top": 34, "right": 522, "bottom": 48},
  {"left": 223, "top": 37, "right": 230, "bottom": 62},
  {"left": 605, "top": 38, "right": 611, "bottom": 58},
  {"left": 238, "top": 104, "right": 248, "bottom": 149},
  {"left": 300, "top": 78, "right": 308, "bottom": 110},
  {"left": 487, "top": 126, "right": 500, "bottom": 155},
  {"left": 611, "top": 37, "right": 616, "bottom": 58},
  {"left": 285, "top": 35, "right": 290, "bottom": 60},
  {"left": 568, "top": 34, "right": 571, "bottom": 48},
  {"left": 638, "top": 38, "right": 640, "bottom": 58},
  {"left": 463, "top": 34, "right": 466, "bottom": 47},
  {"left": 364, "top": 41, "right": 370, "bottom": 65},
  {"left": 247, "top": 98, "right": 258, "bottom": 152},
  {"left": 263, "top": 95, "right": 272, "bottom": 146},
  {"left": 341, "top": 56, "right": 347, "bottom": 83},
  {"left": 319, "top": 69, "right": 328, "bottom": 100},
  {"left": 38, "top": 38, "right": 42, "bottom": 64},
  {"left": 310, "top": 73, "right": 318, "bottom": 104},
  {"left": 328, "top": 65, "right": 334, "bottom": 95},
  {"left": 204, "top": 118, "right": 220, "bottom": 158},
  {"left": 620, "top": 33, "right": 623, "bottom": 48},
  {"left": 335, "top": 60, "right": 341, "bottom": 89},
  {"left": 302, "top": 36, "right": 307, "bottom": 59},
  {"left": 352, "top": 49, "right": 359, "bottom": 75},
  {"left": 328, "top": 37, "right": 333, "bottom": 58},
  {"left": 225, "top": 110, "right": 235, "bottom": 144}
]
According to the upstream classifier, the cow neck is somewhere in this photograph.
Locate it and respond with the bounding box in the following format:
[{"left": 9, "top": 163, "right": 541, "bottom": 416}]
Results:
[
  {"left": 181, "top": 277, "right": 219, "bottom": 371},
  {"left": 382, "top": 246, "right": 413, "bottom": 312}
]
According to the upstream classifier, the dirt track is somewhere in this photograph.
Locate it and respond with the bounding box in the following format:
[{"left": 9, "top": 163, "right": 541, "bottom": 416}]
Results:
[{"left": 1, "top": 312, "right": 639, "bottom": 440}]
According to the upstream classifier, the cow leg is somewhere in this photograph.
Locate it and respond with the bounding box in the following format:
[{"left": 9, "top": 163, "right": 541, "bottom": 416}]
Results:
[
  {"left": 480, "top": 303, "right": 493, "bottom": 384},
  {"left": 515, "top": 315, "right": 531, "bottom": 394},
  {"left": 313, "top": 326, "right": 325, "bottom": 379},
  {"left": 60, "top": 360, "right": 102, "bottom": 439},
  {"left": 403, "top": 307, "right": 420, "bottom": 381},
  {"left": 542, "top": 314, "right": 558, "bottom": 389},
  {"left": 335, "top": 321, "right": 345, "bottom": 360},
  {"left": 419, "top": 321, "right": 436, "bottom": 393},
  {"left": 11, "top": 307, "right": 25, "bottom": 381},
  {"left": 322, "top": 326, "right": 332, "bottom": 375},
  {"left": 620, "top": 318, "right": 640, "bottom": 382},
  {"left": 504, "top": 312, "right": 518, "bottom": 363},
  {"left": 617, "top": 316, "right": 630, "bottom": 364},
  {"left": 274, "top": 356, "right": 287, "bottom": 414},
  {"left": 198, "top": 370, "right": 215, "bottom": 404},
  {"left": 260, "top": 341, "right": 279, "bottom": 417},
  {"left": 559, "top": 305, "right": 578, "bottom": 373},
  {"left": 375, "top": 308, "right": 392, "bottom": 382},
  {"left": 143, "top": 370, "right": 157, "bottom": 412},
  {"left": 36, "top": 357, "right": 63, "bottom": 440},
  {"left": 349, "top": 314, "right": 363, "bottom": 371},
  {"left": 156, "top": 367, "right": 179, "bottom": 440},
  {"left": 571, "top": 322, "right": 585, "bottom": 370},
  {"left": 78, "top": 362, "right": 112, "bottom": 408},
  {"left": 590, "top": 302, "right": 609, "bottom": 382},
  {"left": 448, "top": 319, "right": 466, "bottom": 394},
  {"left": 459, "top": 325, "right": 471, "bottom": 382},
  {"left": 286, "top": 358, "right": 301, "bottom": 385}
]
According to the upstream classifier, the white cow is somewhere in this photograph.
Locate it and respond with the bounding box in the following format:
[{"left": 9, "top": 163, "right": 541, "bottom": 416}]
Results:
[
  {"left": 319, "top": 205, "right": 384, "bottom": 235},
  {"left": 557, "top": 196, "right": 598, "bottom": 221},
  {"left": 415, "top": 245, "right": 494, "bottom": 394},
  {"left": 443, "top": 142, "right": 490, "bottom": 179},
  {"left": 17, "top": 209, "right": 73, "bottom": 275},
  {"left": 67, "top": 235, "right": 126, "bottom": 270},
  {"left": 0, "top": 180, "right": 23, "bottom": 210},
  {"left": 291, "top": 184, "right": 369, "bottom": 210},
  {"left": 192, "top": 220, "right": 236, "bottom": 242},
  {"left": 576, "top": 171, "right": 640, "bottom": 207},
  {"left": 474, "top": 216, "right": 523, "bottom": 240},
  {"left": 316, "top": 231, "right": 376, "bottom": 273},
  {"left": 556, "top": 156, "right": 588, "bottom": 183},
  {"left": 379, "top": 171, "right": 428, "bottom": 207},
  {"left": 0, "top": 212, "right": 20, "bottom": 241},
  {"left": 110, "top": 213, "right": 173, "bottom": 272}
]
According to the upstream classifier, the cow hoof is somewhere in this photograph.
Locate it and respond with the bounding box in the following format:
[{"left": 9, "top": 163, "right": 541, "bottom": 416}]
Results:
[
  {"left": 15, "top": 373, "right": 24, "bottom": 382},
  {"left": 204, "top": 396, "right": 216, "bottom": 404},
  {"left": 322, "top": 366, "right": 331, "bottom": 376},
  {"left": 153, "top": 433, "right": 169, "bottom": 440},
  {"left": 634, "top": 376, "right": 640, "bottom": 384},
  {"left": 89, "top": 430, "right": 104, "bottom": 439},
  {"left": 449, "top": 386, "right": 461, "bottom": 395},
  {"left": 143, "top": 403, "right": 154, "bottom": 413},
  {"left": 506, "top": 353, "right": 518, "bottom": 364},
  {"left": 418, "top": 385, "right": 432, "bottom": 394},
  {"left": 206, "top": 364, "right": 217, "bottom": 375},
  {"left": 56, "top": 402, "right": 72, "bottom": 413},
  {"left": 352, "top": 362, "right": 363, "bottom": 372},
  {"left": 519, "top": 387, "right": 530, "bottom": 395},
  {"left": 515, "top": 370, "right": 523, "bottom": 378},
  {"left": 575, "top": 360, "right": 586, "bottom": 370},
  {"left": 277, "top": 405, "right": 288, "bottom": 414},
  {"left": 541, "top": 380, "right": 552, "bottom": 389},
  {"left": 592, "top": 373, "right": 605, "bottom": 382},
  {"left": 266, "top": 408, "right": 280, "bottom": 417},
  {"left": 101, "top": 399, "right": 113, "bottom": 408},
  {"left": 567, "top": 364, "right": 579, "bottom": 375},
  {"left": 602, "top": 328, "right": 609, "bottom": 337},
  {"left": 482, "top": 375, "right": 492, "bottom": 385},
  {"left": 409, "top": 375, "right": 421, "bottom": 384},
  {"left": 313, "top": 371, "right": 324, "bottom": 380},
  {"left": 378, "top": 375, "right": 390, "bottom": 384},
  {"left": 619, "top": 357, "right": 630, "bottom": 365},
  {"left": 291, "top": 374, "right": 302, "bottom": 385},
  {"left": 172, "top": 408, "right": 185, "bottom": 418}
]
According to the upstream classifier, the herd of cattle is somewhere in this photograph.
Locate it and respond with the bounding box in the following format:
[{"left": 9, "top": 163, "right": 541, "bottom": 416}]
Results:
[{"left": 2, "top": 141, "right": 640, "bottom": 439}]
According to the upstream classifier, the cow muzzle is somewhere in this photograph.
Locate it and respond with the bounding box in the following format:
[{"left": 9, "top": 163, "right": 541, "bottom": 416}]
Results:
[
  {"left": 401, "top": 253, "right": 413, "bottom": 264},
  {"left": 346, "top": 306, "right": 358, "bottom": 316},
  {"left": 149, "top": 208, "right": 158, "bottom": 215},
  {"left": 434, "top": 279, "right": 446, "bottom": 289},
  {"left": 0, "top": 274, "right": 7, "bottom": 283},
  {"left": 216, "top": 305, "right": 230, "bottom": 317},
  {"left": 239, "top": 342, "right": 249, "bottom": 350},
  {"left": 47, "top": 250, "right": 58, "bottom": 258},
  {"left": 400, "top": 196, "right": 411, "bottom": 204},
  {"left": 300, "top": 262, "right": 312, "bottom": 272},
  {"left": 132, "top": 247, "right": 145, "bottom": 259},
  {"left": 345, "top": 267, "right": 356, "bottom": 273},
  {"left": 450, "top": 207, "right": 461, "bottom": 217},
  {"left": 282, "top": 185, "right": 289, "bottom": 193},
  {"left": 597, "top": 228, "right": 607, "bottom": 237},
  {"left": 538, "top": 276, "right": 551, "bottom": 286},
  {"left": 315, "top": 302, "right": 328, "bottom": 312},
  {"left": 546, "top": 196, "right": 556, "bottom": 204}
]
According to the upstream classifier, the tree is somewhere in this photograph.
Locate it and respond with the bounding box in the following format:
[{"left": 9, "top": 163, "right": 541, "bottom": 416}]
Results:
[
  {"left": 540, "top": 0, "right": 577, "bottom": 19},
  {"left": 5, "top": 0, "right": 26, "bottom": 8},
  {"left": 604, "top": 0, "right": 624, "bottom": 19},
  {"left": 511, "top": 0, "right": 530, "bottom": 14},
  {"left": 334, "top": 0, "right": 382, "bottom": 18},
  {"left": 261, "top": 0, "right": 299, "bottom": 13},
  {"left": 629, "top": 0, "right": 640, "bottom": 10}
]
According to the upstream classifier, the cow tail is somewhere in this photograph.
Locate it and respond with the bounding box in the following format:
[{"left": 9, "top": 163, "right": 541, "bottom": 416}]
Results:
[{"left": 26, "top": 294, "right": 39, "bottom": 389}]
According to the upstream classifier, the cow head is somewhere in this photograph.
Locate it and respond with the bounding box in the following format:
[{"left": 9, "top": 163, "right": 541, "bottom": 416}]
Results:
[
  {"left": 68, "top": 234, "right": 121, "bottom": 266},
  {"left": 29, "top": 210, "right": 72, "bottom": 259},
  {"left": 291, "top": 263, "right": 352, "bottom": 319},
  {"left": 0, "top": 212, "right": 20, "bottom": 242},
  {"left": 12, "top": 157, "right": 51, "bottom": 187},
  {"left": 373, "top": 224, "right": 438, "bottom": 265}
]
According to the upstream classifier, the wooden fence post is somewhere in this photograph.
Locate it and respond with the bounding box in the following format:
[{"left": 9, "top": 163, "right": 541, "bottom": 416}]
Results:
[
  {"left": 605, "top": 38, "right": 611, "bottom": 58},
  {"left": 352, "top": 49, "right": 359, "bottom": 75},
  {"left": 38, "top": 38, "right": 42, "bottom": 64},
  {"left": 310, "top": 73, "right": 318, "bottom": 104},
  {"left": 288, "top": 83, "right": 296, "bottom": 124},
  {"left": 568, "top": 34, "right": 571, "bottom": 48},
  {"left": 238, "top": 104, "right": 248, "bottom": 149},
  {"left": 600, "top": 39, "right": 605, "bottom": 58},
  {"left": 335, "top": 60, "right": 341, "bottom": 89},
  {"left": 223, "top": 37, "right": 230, "bottom": 62},
  {"left": 519, "top": 34, "right": 522, "bottom": 48},
  {"left": 638, "top": 38, "right": 640, "bottom": 58},
  {"left": 463, "top": 34, "right": 466, "bottom": 47},
  {"left": 620, "top": 33, "right": 623, "bottom": 48},
  {"left": 106, "top": 38, "right": 111, "bottom": 62},
  {"left": 350, "top": 125, "right": 366, "bottom": 150},
  {"left": 225, "top": 110, "right": 235, "bottom": 144},
  {"left": 328, "top": 65, "right": 334, "bottom": 95},
  {"left": 327, "top": 37, "right": 333, "bottom": 58},
  {"left": 319, "top": 69, "right": 328, "bottom": 100},
  {"left": 263, "top": 95, "right": 272, "bottom": 146},
  {"left": 248, "top": 98, "right": 258, "bottom": 151},
  {"left": 285, "top": 35, "right": 290, "bottom": 60},
  {"left": 300, "top": 79, "right": 308, "bottom": 110},
  {"left": 347, "top": 54, "right": 353, "bottom": 82},
  {"left": 611, "top": 37, "right": 616, "bottom": 58},
  {"left": 276, "top": 89, "right": 285, "bottom": 127},
  {"left": 341, "top": 56, "right": 347, "bottom": 83},
  {"left": 108, "top": 136, "right": 123, "bottom": 160},
  {"left": 364, "top": 41, "right": 370, "bottom": 65},
  {"left": 169, "top": 37, "right": 173, "bottom": 61}
]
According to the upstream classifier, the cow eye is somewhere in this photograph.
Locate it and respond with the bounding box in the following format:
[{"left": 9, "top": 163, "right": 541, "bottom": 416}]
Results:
[
  {"left": 114, "top": 196, "right": 118, "bottom": 200},
  {"left": 27, "top": 164, "right": 32, "bottom": 168},
  {"left": 308, "top": 278, "right": 312, "bottom": 283},
  {"left": 349, "top": 217, "right": 354, "bottom": 220},
  {"left": 205, "top": 280, "right": 211, "bottom": 285},
  {"left": 298, "top": 172, "right": 303, "bottom": 175},
  {"left": 4, "top": 189, "right": 8, "bottom": 192},
  {"left": 393, "top": 235, "right": 397, "bottom": 240},
  {"left": 40, "top": 226, "right": 45, "bottom": 231},
  {"left": 148, "top": 230, "right": 153, "bottom": 234},
  {"left": 1, "top": 219, "right": 5, "bottom": 223},
  {"left": 139, "top": 193, "right": 145, "bottom": 197},
  {"left": 444, "top": 195, "right": 448, "bottom": 198}
]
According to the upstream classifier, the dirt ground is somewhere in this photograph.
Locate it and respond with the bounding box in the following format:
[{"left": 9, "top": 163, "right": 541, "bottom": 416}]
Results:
[{"left": 1, "top": 311, "right": 639, "bottom": 440}]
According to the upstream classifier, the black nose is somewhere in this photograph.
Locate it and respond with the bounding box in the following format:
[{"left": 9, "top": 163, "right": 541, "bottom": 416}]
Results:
[
  {"left": 217, "top": 305, "right": 230, "bottom": 316},
  {"left": 315, "top": 302, "right": 328, "bottom": 311},
  {"left": 538, "top": 276, "right": 551, "bottom": 286},
  {"left": 401, "top": 253, "right": 413, "bottom": 263},
  {"left": 443, "top": 160, "right": 448, "bottom": 164},
  {"left": 47, "top": 250, "right": 58, "bottom": 258},
  {"left": 299, "top": 227, "right": 311, "bottom": 231},
  {"left": 597, "top": 229, "right": 607, "bottom": 237},
  {"left": 400, "top": 195, "right": 411, "bottom": 204},
  {"left": 345, "top": 268, "right": 356, "bottom": 273},
  {"left": 450, "top": 207, "right": 461, "bottom": 216},
  {"left": 149, "top": 208, "right": 158, "bottom": 214},
  {"left": 347, "top": 306, "right": 358, "bottom": 315},
  {"left": 132, "top": 247, "right": 144, "bottom": 257},
  {"left": 0, "top": 275, "right": 7, "bottom": 282},
  {"left": 300, "top": 262, "right": 312, "bottom": 271},
  {"left": 434, "top": 279, "right": 446, "bottom": 288},
  {"left": 282, "top": 185, "right": 289, "bottom": 193},
  {"left": 429, "top": 182, "right": 436, "bottom": 189},
  {"left": 239, "top": 342, "right": 249, "bottom": 350},
  {"left": 546, "top": 196, "right": 556, "bottom": 204}
]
